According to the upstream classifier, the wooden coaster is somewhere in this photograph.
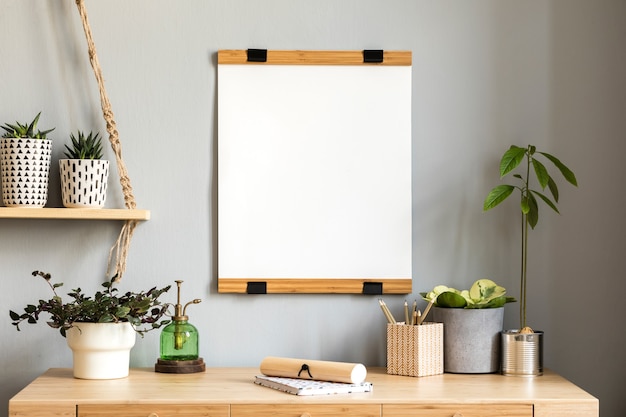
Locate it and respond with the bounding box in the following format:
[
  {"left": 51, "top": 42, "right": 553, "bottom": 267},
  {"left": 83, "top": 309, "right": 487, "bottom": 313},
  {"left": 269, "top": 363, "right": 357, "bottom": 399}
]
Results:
[{"left": 155, "top": 358, "right": 206, "bottom": 374}]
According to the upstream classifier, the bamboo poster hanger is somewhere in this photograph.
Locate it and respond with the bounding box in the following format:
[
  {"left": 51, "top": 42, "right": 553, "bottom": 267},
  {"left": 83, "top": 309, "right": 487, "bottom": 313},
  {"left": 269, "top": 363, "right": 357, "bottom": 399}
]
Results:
[{"left": 217, "top": 49, "right": 413, "bottom": 294}]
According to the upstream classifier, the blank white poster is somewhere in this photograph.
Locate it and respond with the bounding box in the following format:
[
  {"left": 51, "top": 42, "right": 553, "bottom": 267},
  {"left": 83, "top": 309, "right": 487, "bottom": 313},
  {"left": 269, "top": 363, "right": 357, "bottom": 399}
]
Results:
[{"left": 218, "top": 61, "right": 412, "bottom": 289}]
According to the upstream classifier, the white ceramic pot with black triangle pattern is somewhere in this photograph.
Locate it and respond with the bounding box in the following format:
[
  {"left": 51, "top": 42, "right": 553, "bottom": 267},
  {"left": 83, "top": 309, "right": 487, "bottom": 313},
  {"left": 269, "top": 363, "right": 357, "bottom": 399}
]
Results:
[
  {"left": 59, "top": 159, "right": 109, "bottom": 208},
  {"left": 0, "top": 137, "right": 53, "bottom": 207}
]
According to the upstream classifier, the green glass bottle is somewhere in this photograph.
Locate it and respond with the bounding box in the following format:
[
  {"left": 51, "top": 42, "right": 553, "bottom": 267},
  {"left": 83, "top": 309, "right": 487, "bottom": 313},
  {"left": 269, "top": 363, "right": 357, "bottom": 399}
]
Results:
[{"left": 160, "top": 280, "right": 201, "bottom": 361}]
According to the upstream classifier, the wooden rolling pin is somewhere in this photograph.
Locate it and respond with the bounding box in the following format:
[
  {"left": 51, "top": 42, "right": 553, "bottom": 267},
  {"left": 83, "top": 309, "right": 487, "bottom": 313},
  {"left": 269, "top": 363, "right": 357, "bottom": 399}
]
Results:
[{"left": 259, "top": 356, "right": 367, "bottom": 384}]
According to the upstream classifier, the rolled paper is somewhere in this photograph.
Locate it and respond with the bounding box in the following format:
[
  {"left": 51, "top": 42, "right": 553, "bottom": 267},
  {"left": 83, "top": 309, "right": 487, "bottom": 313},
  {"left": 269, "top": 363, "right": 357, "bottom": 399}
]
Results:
[{"left": 259, "top": 356, "right": 367, "bottom": 384}]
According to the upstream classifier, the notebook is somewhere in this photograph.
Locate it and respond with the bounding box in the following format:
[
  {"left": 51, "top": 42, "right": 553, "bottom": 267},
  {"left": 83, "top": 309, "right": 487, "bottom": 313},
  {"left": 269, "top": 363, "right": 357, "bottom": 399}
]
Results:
[{"left": 254, "top": 375, "right": 373, "bottom": 396}]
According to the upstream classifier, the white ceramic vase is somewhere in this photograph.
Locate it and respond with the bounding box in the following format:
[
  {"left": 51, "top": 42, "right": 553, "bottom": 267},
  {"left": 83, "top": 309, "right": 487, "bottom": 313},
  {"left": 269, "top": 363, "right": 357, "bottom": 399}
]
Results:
[
  {"left": 59, "top": 159, "right": 109, "bottom": 208},
  {"left": 0, "top": 138, "right": 52, "bottom": 207},
  {"left": 66, "top": 322, "right": 136, "bottom": 379}
]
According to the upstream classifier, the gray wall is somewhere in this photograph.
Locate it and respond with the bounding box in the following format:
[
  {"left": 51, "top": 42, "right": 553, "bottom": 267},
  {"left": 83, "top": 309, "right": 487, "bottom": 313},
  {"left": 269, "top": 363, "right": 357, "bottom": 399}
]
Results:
[{"left": 1, "top": 1, "right": 624, "bottom": 416}]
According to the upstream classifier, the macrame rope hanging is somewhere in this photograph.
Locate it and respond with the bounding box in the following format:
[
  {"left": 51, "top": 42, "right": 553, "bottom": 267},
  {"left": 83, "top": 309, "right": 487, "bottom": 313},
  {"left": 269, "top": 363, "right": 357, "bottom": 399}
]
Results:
[{"left": 75, "top": 0, "right": 138, "bottom": 282}]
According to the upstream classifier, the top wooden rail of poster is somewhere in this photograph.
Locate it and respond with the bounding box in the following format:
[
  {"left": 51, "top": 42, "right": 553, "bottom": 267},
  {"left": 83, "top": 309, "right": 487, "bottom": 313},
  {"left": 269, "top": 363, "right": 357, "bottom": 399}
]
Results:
[{"left": 218, "top": 50, "right": 412, "bottom": 66}]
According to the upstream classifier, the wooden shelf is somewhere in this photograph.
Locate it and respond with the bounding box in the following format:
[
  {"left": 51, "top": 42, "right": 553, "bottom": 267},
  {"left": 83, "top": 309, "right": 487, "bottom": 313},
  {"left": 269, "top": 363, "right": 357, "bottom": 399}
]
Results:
[{"left": 0, "top": 207, "right": 150, "bottom": 221}]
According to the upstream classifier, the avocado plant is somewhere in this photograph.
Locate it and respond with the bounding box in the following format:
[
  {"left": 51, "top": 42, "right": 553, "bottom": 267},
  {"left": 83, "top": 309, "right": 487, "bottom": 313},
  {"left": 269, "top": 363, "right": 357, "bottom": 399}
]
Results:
[
  {"left": 483, "top": 145, "right": 577, "bottom": 333},
  {"left": 421, "top": 279, "right": 515, "bottom": 309}
]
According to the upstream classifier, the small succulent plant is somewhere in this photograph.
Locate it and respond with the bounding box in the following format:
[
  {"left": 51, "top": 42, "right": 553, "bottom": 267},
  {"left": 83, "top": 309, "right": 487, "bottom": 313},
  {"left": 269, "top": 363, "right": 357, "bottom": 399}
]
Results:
[
  {"left": 9, "top": 271, "right": 171, "bottom": 337},
  {"left": 1, "top": 112, "right": 54, "bottom": 139},
  {"left": 64, "top": 130, "right": 104, "bottom": 159}
]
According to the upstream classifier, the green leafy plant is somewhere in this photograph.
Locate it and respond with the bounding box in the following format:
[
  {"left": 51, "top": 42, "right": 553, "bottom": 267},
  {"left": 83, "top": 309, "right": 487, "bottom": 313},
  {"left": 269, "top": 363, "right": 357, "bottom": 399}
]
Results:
[
  {"left": 64, "top": 130, "right": 104, "bottom": 159},
  {"left": 421, "top": 279, "right": 515, "bottom": 309},
  {"left": 1, "top": 112, "right": 54, "bottom": 139},
  {"left": 9, "top": 271, "right": 171, "bottom": 337},
  {"left": 483, "top": 145, "right": 577, "bottom": 332}
]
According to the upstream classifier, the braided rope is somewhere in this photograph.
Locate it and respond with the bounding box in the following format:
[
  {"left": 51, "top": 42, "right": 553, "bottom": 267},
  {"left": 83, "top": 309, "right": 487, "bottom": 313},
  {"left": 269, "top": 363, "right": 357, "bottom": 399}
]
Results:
[{"left": 75, "top": 0, "right": 138, "bottom": 281}]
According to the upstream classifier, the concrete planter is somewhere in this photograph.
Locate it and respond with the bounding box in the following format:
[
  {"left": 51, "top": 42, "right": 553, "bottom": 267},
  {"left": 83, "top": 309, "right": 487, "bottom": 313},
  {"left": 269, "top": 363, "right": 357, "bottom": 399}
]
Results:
[{"left": 433, "top": 306, "right": 504, "bottom": 373}]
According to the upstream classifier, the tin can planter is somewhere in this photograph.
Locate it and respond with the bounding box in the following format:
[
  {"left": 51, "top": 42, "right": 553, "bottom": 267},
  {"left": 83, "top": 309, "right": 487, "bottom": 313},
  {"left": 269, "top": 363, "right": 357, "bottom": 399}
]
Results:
[
  {"left": 0, "top": 138, "right": 52, "bottom": 207},
  {"left": 59, "top": 159, "right": 109, "bottom": 208},
  {"left": 501, "top": 329, "right": 543, "bottom": 377},
  {"left": 66, "top": 322, "right": 136, "bottom": 379},
  {"left": 433, "top": 306, "right": 504, "bottom": 373}
]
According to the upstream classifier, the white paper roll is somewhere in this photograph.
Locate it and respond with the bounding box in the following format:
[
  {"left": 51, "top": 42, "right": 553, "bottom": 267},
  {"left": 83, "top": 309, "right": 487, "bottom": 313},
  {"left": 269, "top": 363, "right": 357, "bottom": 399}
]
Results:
[{"left": 259, "top": 356, "right": 367, "bottom": 384}]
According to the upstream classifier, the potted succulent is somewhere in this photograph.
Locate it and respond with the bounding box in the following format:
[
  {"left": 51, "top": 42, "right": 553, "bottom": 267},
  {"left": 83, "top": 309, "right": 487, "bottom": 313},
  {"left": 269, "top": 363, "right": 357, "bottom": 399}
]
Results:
[
  {"left": 59, "top": 130, "right": 109, "bottom": 208},
  {"left": 421, "top": 279, "right": 515, "bottom": 373},
  {"left": 483, "top": 144, "right": 577, "bottom": 376},
  {"left": 9, "top": 270, "right": 171, "bottom": 379},
  {"left": 0, "top": 112, "right": 54, "bottom": 207}
]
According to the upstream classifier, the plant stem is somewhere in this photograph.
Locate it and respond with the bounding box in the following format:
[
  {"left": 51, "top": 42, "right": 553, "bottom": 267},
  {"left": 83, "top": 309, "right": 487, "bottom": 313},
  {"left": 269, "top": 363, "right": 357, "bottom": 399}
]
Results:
[
  {"left": 520, "top": 146, "right": 532, "bottom": 329},
  {"left": 521, "top": 212, "right": 528, "bottom": 329}
]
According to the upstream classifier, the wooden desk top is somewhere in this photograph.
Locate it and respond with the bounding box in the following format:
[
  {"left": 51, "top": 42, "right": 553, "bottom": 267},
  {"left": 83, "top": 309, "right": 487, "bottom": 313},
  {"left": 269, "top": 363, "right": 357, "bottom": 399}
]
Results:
[{"left": 9, "top": 367, "right": 598, "bottom": 416}]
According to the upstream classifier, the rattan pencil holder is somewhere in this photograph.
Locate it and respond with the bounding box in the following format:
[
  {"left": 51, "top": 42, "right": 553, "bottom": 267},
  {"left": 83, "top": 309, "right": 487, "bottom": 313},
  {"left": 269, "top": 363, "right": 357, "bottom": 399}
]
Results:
[{"left": 386, "top": 322, "right": 444, "bottom": 377}]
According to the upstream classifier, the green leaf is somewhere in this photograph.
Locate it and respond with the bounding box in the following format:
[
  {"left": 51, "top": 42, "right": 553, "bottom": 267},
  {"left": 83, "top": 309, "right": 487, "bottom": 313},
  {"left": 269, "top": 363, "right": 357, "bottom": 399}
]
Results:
[
  {"left": 28, "top": 112, "right": 41, "bottom": 134},
  {"left": 99, "top": 314, "right": 115, "bottom": 323},
  {"left": 521, "top": 196, "right": 530, "bottom": 214},
  {"left": 530, "top": 189, "right": 560, "bottom": 214},
  {"left": 128, "top": 316, "right": 141, "bottom": 326},
  {"left": 538, "top": 151, "right": 578, "bottom": 186},
  {"left": 466, "top": 295, "right": 508, "bottom": 309},
  {"left": 115, "top": 306, "right": 131, "bottom": 318},
  {"left": 134, "top": 298, "right": 152, "bottom": 312},
  {"left": 527, "top": 193, "right": 539, "bottom": 229},
  {"left": 483, "top": 185, "right": 515, "bottom": 211},
  {"left": 436, "top": 291, "right": 467, "bottom": 308},
  {"left": 469, "top": 279, "right": 504, "bottom": 302},
  {"left": 547, "top": 176, "right": 559, "bottom": 203},
  {"left": 499, "top": 146, "right": 526, "bottom": 177},
  {"left": 532, "top": 158, "right": 550, "bottom": 189}
]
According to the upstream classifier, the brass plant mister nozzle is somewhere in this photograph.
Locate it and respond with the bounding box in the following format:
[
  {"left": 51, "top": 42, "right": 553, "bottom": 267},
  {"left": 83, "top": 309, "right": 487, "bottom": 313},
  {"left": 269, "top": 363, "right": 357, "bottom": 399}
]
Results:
[{"left": 173, "top": 280, "right": 202, "bottom": 321}]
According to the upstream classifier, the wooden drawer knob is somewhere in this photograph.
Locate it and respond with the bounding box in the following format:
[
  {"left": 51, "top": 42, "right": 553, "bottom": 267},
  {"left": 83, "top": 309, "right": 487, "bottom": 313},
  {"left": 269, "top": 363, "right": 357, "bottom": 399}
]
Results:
[
  {"left": 300, "top": 413, "right": 311, "bottom": 417},
  {"left": 148, "top": 413, "right": 159, "bottom": 417},
  {"left": 452, "top": 413, "right": 464, "bottom": 417}
]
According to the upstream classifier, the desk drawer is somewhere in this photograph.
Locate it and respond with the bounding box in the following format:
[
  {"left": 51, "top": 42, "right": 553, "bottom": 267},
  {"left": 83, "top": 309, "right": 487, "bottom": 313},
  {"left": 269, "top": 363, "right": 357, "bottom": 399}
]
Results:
[
  {"left": 383, "top": 404, "right": 532, "bottom": 417},
  {"left": 231, "top": 404, "right": 380, "bottom": 417},
  {"left": 78, "top": 404, "right": 229, "bottom": 417}
]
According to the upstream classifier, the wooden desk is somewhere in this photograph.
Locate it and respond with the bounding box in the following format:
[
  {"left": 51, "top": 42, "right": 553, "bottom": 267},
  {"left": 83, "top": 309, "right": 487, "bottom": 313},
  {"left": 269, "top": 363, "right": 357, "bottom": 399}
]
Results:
[{"left": 9, "top": 367, "right": 598, "bottom": 417}]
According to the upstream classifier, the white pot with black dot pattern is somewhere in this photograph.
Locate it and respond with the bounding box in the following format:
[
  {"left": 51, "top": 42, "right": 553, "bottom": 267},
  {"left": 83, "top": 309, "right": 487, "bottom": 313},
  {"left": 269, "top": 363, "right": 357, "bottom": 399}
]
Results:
[
  {"left": 59, "top": 159, "right": 109, "bottom": 208},
  {"left": 0, "top": 137, "right": 53, "bottom": 207}
]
